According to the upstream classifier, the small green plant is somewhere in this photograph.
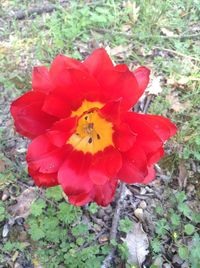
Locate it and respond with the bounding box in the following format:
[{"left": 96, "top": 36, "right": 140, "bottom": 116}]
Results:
[
  {"left": 119, "top": 217, "right": 133, "bottom": 233},
  {"left": 151, "top": 191, "right": 200, "bottom": 267}
]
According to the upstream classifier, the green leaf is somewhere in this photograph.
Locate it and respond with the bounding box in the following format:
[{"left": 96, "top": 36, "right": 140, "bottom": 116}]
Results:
[
  {"left": 45, "top": 186, "right": 63, "bottom": 201},
  {"left": 170, "top": 213, "right": 180, "bottom": 226},
  {"left": 88, "top": 203, "right": 99, "bottom": 214},
  {"left": 118, "top": 217, "right": 133, "bottom": 233},
  {"left": 71, "top": 224, "right": 88, "bottom": 236},
  {"left": 155, "top": 219, "right": 170, "bottom": 236},
  {"left": 151, "top": 238, "right": 161, "bottom": 253},
  {"left": 0, "top": 201, "right": 6, "bottom": 222},
  {"left": 184, "top": 224, "right": 195, "bottom": 235},
  {"left": 176, "top": 191, "right": 187, "bottom": 203},
  {"left": 28, "top": 223, "right": 45, "bottom": 241},
  {"left": 178, "top": 246, "right": 189, "bottom": 260},
  {"left": 31, "top": 199, "right": 46, "bottom": 216},
  {"left": 178, "top": 203, "right": 191, "bottom": 217}
]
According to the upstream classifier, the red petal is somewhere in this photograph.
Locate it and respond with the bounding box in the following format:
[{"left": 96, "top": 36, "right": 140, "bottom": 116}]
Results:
[
  {"left": 43, "top": 69, "right": 102, "bottom": 117},
  {"left": 97, "top": 67, "right": 139, "bottom": 111},
  {"left": 136, "top": 114, "right": 177, "bottom": 141},
  {"left": 32, "top": 66, "right": 53, "bottom": 93},
  {"left": 133, "top": 66, "right": 150, "bottom": 101},
  {"left": 48, "top": 117, "right": 77, "bottom": 147},
  {"left": 118, "top": 144, "right": 148, "bottom": 183},
  {"left": 113, "top": 123, "right": 137, "bottom": 152},
  {"left": 123, "top": 112, "right": 163, "bottom": 160},
  {"left": 142, "top": 166, "right": 156, "bottom": 184},
  {"left": 89, "top": 146, "right": 122, "bottom": 185},
  {"left": 83, "top": 48, "right": 114, "bottom": 77},
  {"left": 42, "top": 93, "right": 72, "bottom": 118},
  {"left": 10, "top": 91, "right": 57, "bottom": 138},
  {"left": 27, "top": 134, "right": 69, "bottom": 174},
  {"left": 28, "top": 167, "right": 58, "bottom": 187},
  {"left": 68, "top": 192, "right": 93, "bottom": 206},
  {"left": 49, "top": 54, "right": 86, "bottom": 80},
  {"left": 93, "top": 179, "right": 118, "bottom": 206},
  {"left": 58, "top": 150, "right": 93, "bottom": 196},
  {"left": 99, "top": 99, "right": 121, "bottom": 125}
]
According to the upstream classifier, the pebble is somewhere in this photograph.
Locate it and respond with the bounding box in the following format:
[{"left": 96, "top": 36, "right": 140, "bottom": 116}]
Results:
[
  {"left": 2, "top": 223, "right": 10, "bottom": 238},
  {"left": 98, "top": 234, "right": 109, "bottom": 244},
  {"left": 15, "top": 217, "right": 24, "bottom": 226},
  {"left": 1, "top": 191, "right": 10, "bottom": 201},
  {"left": 163, "top": 263, "right": 171, "bottom": 268},
  {"left": 186, "top": 184, "right": 195, "bottom": 193},
  {"left": 134, "top": 208, "right": 144, "bottom": 221},
  {"left": 105, "top": 205, "right": 112, "bottom": 214},
  {"left": 14, "top": 262, "right": 23, "bottom": 268},
  {"left": 139, "top": 200, "right": 147, "bottom": 209},
  {"left": 103, "top": 215, "right": 109, "bottom": 221},
  {"left": 18, "top": 231, "right": 28, "bottom": 242},
  {"left": 172, "top": 254, "right": 184, "bottom": 265},
  {"left": 9, "top": 185, "right": 18, "bottom": 195},
  {"left": 98, "top": 209, "right": 106, "bottom": 218}
]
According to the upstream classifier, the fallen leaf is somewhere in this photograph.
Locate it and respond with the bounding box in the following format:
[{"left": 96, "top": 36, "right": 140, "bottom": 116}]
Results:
[
  {"left": 178, "top": 160, "right": 188, "bottom": 189},
  {"left": 166, "top": 93, "right": 190, "bottom": 112},
  {"left": 161, "top": 27, "right": 175, "bottom": 37},
  {"left": 9, "top": 187, "right": 37, "bottom": 219},
  {"left": 109, "top": 44, "right": 133, "bottom": 58},
  {"left": 125, "top": 1, "right": 140, "bottom": 24},
  {"left": 0, "top": 159, "right": 6, "bottom": 172},
  {"left": 122, "top": 222, "right": 149, "bottom": 267},
  {"left": 146, "top": 75, "right": 162, "bottom": 95}
]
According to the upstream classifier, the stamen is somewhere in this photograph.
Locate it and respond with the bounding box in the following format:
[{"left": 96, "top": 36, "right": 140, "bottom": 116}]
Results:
[
  {"left": 84, "top": 116, "right": 88, "bottom": 120},
  {"left": 97, "top": 134, "right": 101, "bottom": 140},
  {"left": 88, "top": 137, "right": 93, "bottom": 144}
]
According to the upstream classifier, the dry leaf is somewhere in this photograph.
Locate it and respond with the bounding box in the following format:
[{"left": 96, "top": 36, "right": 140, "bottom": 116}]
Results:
[
  {"left": 146, "top": 75, "right": 162, "bottom": 95},
  {"left": 0, "top": 159, "right": 6, "bottom": 172},
  {"left": 161, "top": 27, "right": 175, "bottom": 37},
  {"left": 9, "top": 187, "right": 37, "bottom": 219},
  {"left": 109, "top": 44, "right": 132, "bottom": 58},
  {"left": 166, "top": 93, "right": 190, "bottom": 112},
  {"left": 125, "top": 1, "right": 140, "bottom": 24},
  {"left": 178, "top": 160, "right": 188, "bottom": 188},
  {"left": 122, "top": 222, "right": 149, "bottom": 267}
]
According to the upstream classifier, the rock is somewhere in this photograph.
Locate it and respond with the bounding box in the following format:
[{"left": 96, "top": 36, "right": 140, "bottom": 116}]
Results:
[
  {"left": 139, "top": 201, "right": 147, "bottom": 209},
  {"left": 18, "top": 230, "right": 28, "bottom": 242},
  {"left": 186, "top": 184, "right": 195, "bottom": 193},
  {"left": 15, "top": 217, "right": 24, "bottom": 225},
  {"left": 14, "top": 262, "right": 23, "bottom": 268},
  {"left": 134, "top": 208, "right": 144, "bottom": 221},
  {"left": 163, "top": 263, "right": 171, "bottom": 268},
  {"left": 1, "top": 190, "right": 10, "bottom": 201},
  {"left": 105, "top": 205, "right": 112, "bottom": 214},
  {"left": 98, "top": 208, "right": 106, "bottom": 218},
  {"left": 98, "top": 234, "right": 109, "bottom": 244},
  {"left": 9, "top": 185, "right": 18, "bottom": 195},
  {"left": 173, "top": 254, "right": 184, "bottom": 265},
  {"left": 2, "top": 223, "right": 10, "bottom": 238},
  {"left": 103, "top": 215, "right": 109, "bottom": 221}
]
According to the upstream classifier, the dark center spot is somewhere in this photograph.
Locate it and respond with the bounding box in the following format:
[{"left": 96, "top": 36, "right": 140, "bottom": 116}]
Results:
[
  {"left": 97, "top": 134, "right": 101, "bottom": 140},
  {"left": 88, "top": 137, "right": 93, "bottom": 144}
]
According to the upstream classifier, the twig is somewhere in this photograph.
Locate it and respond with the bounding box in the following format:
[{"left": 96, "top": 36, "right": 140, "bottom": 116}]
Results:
[
  {"left": 91, "top": 27, "right": 200, "bottom": 40},
  {"left": 101, "top": 183, "right": 127, "bottom": 268},
  {"left": 153, "top": 46, "right": 200, "bottom": 62},
  {"left": 10, "top": 2, "right": 69, "bottom": 20},
  {"left": 142, "top": 95, "right": 154, "bottom": 114}
]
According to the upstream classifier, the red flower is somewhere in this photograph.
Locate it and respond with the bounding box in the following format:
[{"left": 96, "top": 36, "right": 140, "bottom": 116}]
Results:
[{"left": 10, "top": 48, "right": 177, "bottom": 206}]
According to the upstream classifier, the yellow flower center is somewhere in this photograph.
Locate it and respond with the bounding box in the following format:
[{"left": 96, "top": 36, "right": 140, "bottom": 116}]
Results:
[{"left": 68, "top": 100, "right": 114, "bottom": 154}]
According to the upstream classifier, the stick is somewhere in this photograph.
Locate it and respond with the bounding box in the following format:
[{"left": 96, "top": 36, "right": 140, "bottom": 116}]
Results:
[
  {"left": 101, "top": 183, "right": 127, "bottom": 268},
  {"left": 153, "top": 46, "right": 200, "bottom": 62}
]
